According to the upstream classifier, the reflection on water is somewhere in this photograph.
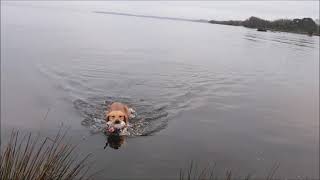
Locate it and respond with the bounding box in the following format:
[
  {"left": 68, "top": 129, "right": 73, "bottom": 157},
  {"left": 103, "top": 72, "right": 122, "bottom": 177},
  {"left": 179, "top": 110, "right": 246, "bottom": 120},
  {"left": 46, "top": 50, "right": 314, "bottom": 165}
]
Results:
[
  {"left": 104, "top": 135, "right": 126, "bottom": 150},
  {"left": 244, "top": 32, "right": 317, "bottom": 48}
]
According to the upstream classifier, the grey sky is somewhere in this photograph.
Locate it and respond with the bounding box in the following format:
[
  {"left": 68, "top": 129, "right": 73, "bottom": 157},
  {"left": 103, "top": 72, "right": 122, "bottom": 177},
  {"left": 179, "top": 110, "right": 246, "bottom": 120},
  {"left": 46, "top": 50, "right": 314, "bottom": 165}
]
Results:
[
  {"left": 77, "top": 1, "right": 319, "bottom": 20},
  {"left": 2, "top": 1, "right": 320, "bottom": 21}
]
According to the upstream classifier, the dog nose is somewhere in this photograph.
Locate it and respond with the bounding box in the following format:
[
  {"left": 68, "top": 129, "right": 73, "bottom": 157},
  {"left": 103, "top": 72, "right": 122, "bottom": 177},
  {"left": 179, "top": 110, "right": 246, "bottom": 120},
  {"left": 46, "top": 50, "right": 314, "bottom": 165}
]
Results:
[{"left": 115, "top": 120, "right": 121, "bottom": 124}]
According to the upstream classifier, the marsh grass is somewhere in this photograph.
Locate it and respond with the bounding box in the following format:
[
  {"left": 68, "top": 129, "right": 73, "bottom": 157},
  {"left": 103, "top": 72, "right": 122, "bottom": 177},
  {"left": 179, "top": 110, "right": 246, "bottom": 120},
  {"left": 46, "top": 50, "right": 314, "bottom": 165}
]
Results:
[
  {"left": 0, "top": 129, "right": 93, "bottom": 180},
  {"left": 0, "top": 129, "right": 302, "bottom": 180},
  {"left": 179, "top": 161, "right": 280, "bottom": 180}
]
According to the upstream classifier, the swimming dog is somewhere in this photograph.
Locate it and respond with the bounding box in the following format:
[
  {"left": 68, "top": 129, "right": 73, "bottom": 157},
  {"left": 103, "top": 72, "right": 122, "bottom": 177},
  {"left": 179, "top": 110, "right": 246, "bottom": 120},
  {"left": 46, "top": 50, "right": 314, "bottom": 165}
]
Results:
[{"left": 105, "top": 102, "right": 130, "bottom": 135}]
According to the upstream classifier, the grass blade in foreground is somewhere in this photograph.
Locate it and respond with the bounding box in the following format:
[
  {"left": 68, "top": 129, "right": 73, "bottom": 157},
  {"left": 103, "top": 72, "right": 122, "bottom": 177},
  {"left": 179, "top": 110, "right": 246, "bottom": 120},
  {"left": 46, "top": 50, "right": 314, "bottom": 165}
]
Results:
[{"left": 0, "top": 129, "right": 93, "bottom": 180}]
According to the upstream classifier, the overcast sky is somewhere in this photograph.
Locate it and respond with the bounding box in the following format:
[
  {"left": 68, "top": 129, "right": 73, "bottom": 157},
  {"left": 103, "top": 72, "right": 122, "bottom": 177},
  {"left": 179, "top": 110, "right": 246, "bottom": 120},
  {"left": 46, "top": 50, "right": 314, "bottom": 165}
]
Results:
[
  {"left": 2, "top": 1, "right": 320, "bottom": 21},
  {"left": 74, "top": 1, "right": 320, "bottom": 21}
]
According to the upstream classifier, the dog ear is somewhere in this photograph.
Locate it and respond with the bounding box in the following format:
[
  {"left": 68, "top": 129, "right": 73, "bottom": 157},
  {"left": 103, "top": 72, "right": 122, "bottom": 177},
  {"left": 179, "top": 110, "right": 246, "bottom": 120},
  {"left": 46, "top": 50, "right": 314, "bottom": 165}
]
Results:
[
  {"left": 123, "top": 105, "right": 129, "bottom": 115},
  {"left": 105, "top": 112, "right": 110, "bottom": 122},
  {"left": 124, "top": 114, "right": 129, "bottom": 123},
  {"left": 123, "top": 106, "right": 130, "bottom": 123}
]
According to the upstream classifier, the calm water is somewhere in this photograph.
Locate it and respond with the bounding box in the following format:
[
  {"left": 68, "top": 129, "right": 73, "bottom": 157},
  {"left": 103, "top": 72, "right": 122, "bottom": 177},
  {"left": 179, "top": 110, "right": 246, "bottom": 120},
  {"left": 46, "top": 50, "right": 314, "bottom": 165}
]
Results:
[{"left": 1, "top": 2, "right": 319, "bottom": 179}]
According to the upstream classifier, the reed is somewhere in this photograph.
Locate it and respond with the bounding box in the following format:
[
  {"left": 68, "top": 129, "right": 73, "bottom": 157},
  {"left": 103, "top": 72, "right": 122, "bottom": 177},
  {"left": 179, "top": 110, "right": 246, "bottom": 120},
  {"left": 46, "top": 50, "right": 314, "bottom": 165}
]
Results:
[
  {"left": 179, "top": 161, "right": 280, "bottom": 180},
  {"left": 0, "top": 129, "right": 296, "bottom": 180},
  {"left": 0, "top": 129, "right": 93, "bottom": 180}
]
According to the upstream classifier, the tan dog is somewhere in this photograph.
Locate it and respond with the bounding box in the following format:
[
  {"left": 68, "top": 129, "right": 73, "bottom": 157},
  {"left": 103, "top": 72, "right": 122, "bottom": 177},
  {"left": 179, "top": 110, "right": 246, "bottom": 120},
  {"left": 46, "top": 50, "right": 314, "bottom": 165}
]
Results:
[{"left": 105, "top": 102, "right": 130, "bottom": 135}]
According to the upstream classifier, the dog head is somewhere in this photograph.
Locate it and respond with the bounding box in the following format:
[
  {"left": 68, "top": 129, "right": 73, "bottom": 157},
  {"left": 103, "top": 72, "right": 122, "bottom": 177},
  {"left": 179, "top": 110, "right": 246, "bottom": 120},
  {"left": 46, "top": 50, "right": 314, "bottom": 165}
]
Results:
[{"left": 105, "top": 110, "right": 128, "bottom": 134}]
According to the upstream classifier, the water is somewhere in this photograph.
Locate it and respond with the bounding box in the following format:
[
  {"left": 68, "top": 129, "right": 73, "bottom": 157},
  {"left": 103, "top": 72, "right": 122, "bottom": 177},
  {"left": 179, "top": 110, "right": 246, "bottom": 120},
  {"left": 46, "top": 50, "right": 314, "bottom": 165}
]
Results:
[
  {"left": 74, "top": 97, "right": 169, "bottom": 136},
  {"left": 1, "top": 2, "right": 319, "bottom": 179}
]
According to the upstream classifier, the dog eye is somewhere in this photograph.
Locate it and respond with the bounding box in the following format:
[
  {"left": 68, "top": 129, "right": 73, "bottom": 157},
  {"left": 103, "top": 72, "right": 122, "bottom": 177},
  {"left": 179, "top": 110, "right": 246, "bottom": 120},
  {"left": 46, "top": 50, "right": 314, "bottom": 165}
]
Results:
[
  {"left": 111, "top": 116, "right": 115, "bottom": 118},
  {"left": 119, "top": 116, "right": 123, "bottom": 118}
]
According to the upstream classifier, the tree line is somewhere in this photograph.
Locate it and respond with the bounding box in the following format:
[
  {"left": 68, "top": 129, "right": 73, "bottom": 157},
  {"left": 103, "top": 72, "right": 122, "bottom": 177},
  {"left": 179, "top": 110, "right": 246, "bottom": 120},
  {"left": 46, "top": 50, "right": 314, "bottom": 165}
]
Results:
[{"left": 209, "top": 16, "right": 320, "bottom": 36}]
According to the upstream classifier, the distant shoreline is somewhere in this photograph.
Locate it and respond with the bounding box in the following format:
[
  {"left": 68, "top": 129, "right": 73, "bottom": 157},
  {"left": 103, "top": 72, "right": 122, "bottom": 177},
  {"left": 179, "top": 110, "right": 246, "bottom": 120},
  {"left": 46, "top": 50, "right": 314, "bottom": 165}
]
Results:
[
  {"left": 94, "top": 11, "right": 207, "bottom": 23},
  {"left": 94, "top": 11, "right": 319, "bottom": 36},
  {"left": 209, "top": 16, "right": 320, "bottom": 36}
]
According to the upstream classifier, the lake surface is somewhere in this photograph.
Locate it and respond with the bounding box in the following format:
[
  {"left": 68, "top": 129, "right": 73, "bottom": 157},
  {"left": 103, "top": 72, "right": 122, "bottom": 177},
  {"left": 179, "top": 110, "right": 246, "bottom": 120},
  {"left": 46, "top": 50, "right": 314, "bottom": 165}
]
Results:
[{"left": 1, "top": 2, "right": 319, "bottom": 179}]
